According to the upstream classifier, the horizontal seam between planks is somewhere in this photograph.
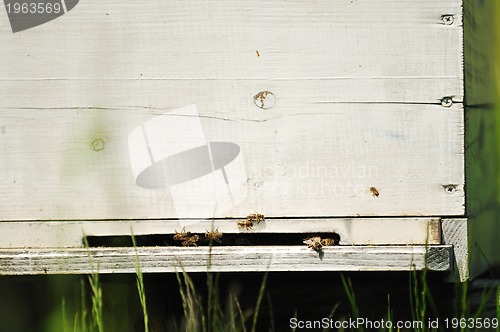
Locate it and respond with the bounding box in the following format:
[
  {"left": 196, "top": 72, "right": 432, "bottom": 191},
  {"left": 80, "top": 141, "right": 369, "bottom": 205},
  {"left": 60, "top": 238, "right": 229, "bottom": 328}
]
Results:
[{"left": 0, "top": 76, "right": 463, "bottom": 81}]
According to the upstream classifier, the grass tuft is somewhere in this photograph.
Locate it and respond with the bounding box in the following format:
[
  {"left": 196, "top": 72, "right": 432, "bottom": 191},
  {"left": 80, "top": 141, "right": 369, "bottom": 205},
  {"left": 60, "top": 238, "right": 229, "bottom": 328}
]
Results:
[
  {"left": 341, "top": 273, "right": 364, "bottom": 332},
  {"left": 83, "top": 235, "right": 104, "bottom": 332},
  {"left": 131, "top": 230, "right": 149, "bottom": 332}
]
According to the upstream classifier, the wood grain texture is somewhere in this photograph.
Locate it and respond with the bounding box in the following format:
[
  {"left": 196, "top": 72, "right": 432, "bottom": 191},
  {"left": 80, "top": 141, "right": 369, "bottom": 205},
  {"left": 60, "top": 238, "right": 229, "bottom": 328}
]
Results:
[
  {"left": 0, "top": 0, "right": 469, "bottom": 277},
  {"left": 442, "top": 218, "right": 469, "bottom": 282},
  {"left": 0, "top": 245, "right": 452, "bottom": 275},
  {"left": 0, "top": 0, "right": 463, "bottom": 90},
  {"left": 443, "top": 215, "right": 500, "bottom": 282},
  {"left": 0, "top": 218, "right": 441, "bottom": 248},
  {"left": 0, "top": 103, "right": 464, "bottom": 220},
  {"left": 0, "top": 0, "right": 464, "bottom": 220}
]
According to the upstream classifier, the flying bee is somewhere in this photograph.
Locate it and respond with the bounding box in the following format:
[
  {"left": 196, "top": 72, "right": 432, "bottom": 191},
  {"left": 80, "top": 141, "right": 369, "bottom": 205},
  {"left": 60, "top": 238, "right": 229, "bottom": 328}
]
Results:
[
  {"left": 205, "top": 228, "right": 223, "bottom": 243},
  {"left": 173, "top": 227, "right": 190, "bottom": 241},
  {"left": 320, "top": 238, "right": 336, "bottom": 247},
  {"left": 181, "top": 235, "right": 199, "bottom": 247},
  {"left": 370, "top": 186, "right": 380, "bottom": 197},
  {"left": 247, "top": 213, "right": 265, "bottom": 224},
  {"left": 303, "top": 236, "right": 323, "bottom": 252},
  {"left": 237, "top": 220, "right": 254, "bottom": 230}
]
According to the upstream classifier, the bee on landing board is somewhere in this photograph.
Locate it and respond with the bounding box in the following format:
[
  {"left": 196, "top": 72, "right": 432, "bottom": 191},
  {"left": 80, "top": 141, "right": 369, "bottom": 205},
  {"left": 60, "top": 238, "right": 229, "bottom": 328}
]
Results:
[
  {"left": 247, "top": 213, "right": 265, "bottom": 223},
  {"left": 237, "top": 220, "right": 254, "bottom": 230},
  {"left": 181, "top": 235, "right": 199, "bottom": 247},
  {"left": 304, "top": 236, "right": 336, "bottom": 252},
  {"left": 205, "top": 228, "right": 223, "bottom": 243},
  {"left": 173, "top": 227, "right": 190, "bottom": 241},
  {"left": 320, "top": 238, "right": 336, "bottom": 247},
  {"left": 303, "top": 236, "right": 323, "bottom": 251}
]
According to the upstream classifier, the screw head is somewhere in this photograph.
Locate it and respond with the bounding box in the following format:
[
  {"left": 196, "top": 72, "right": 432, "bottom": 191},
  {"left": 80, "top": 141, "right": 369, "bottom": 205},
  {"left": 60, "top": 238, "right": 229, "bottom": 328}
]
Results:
[
  {"left": 441, "top": 97, "right": 453, "bottom": 108},
  {"left": 443, "top": 185, "right": 457, "bottom": 194},
  {"left": 442, "top": 15, "right": 454, "bottom": 25}
]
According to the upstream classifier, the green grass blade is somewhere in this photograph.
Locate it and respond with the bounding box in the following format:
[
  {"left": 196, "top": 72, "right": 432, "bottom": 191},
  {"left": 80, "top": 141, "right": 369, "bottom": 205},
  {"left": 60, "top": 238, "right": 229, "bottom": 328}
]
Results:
[
  {"left": 232, "top": 294, "right": 247, "bottom": 332},
  {"left": 497, "top": 286, "right": 500, "bottom": 323},
  {"left": 266, "top": 291, "right": 275, "bottom": 332},
  {"left": 131, "top": 231, "right": 149, "bottom": 332},
  {"left": 460, "top": 281, "right": 469, "bottom": 321},
  {"left": 291, "top": 309, "right": 298, "bottom": 332},
  {"left": 340, "top": 274, "right": 363, "bottom": 332},
  {"left": 73, "top": 312, "right": 79, "bottom": 332},
  {"left": 386, "top": 294, "right": 393, "bottom": 332},
  {"left": 83, "top": 234, "right": 103, "bottom": 332},
  {"left": 472, "top": 287, "right": 495, "bottom": 319},
  {"left": 80, "top": 278, "right": 87, "bottom": 332},
  {"left": 250, "top": 272, "right": 268, "bottom": 332},
  {"left": 322, "top": 302, "right": 340, "bottom": 332},
  {"left": 87, "top": 273, "right": 103, "bottom": 332},
  {"left": 61, "top": 297, "right": 67, "bottom": 332},
  {"left": 409, "top": 268, "right": 419, "bottom": 326}
]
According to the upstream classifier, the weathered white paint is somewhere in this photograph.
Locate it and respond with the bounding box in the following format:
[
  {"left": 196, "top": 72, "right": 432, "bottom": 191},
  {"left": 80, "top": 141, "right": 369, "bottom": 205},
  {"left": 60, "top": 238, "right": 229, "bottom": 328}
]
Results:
[
  {"left": 0, "top": 245, "right": 452, "bottom": 275},
  {"left": 0, "top": 0, "right": 467, "bottom": 276},
  {"left": 0, "top": 103, "right": 464, "bottom": 220},
  {"left": 0, "top": 0, "right": 463, "bottom": 220},
  {"left": 0, "top": 0, "right": 463, "bottom": 86},
  {"left": 0, "top": 218, "right": 441, "bottom": 248}
]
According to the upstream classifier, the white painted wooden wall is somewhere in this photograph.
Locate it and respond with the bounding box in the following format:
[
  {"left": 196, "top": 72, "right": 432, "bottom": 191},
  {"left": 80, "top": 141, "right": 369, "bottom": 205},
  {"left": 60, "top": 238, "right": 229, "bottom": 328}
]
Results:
[{"left": 0, "top": 0, "right": 463, "bottom": 220}]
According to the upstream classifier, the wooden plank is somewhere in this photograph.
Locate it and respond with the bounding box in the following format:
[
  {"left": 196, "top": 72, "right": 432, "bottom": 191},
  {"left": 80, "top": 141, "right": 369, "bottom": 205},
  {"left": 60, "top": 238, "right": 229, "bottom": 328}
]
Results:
[
  {"left": 0, "top": 245, "right": 453, "bottom": 275},
  {"left": 0, "top": 79, "right": 462, "bottom": 107},
  {"left": 0, "top": 0, "right": 464, "bottom": 220},
  {"left": 441, "top": 218, "right": 469, "bottom": 282},
  {"left": 0, "top": 0, "right": 462, "bottom": 91},
  {"left": 0, "top": 103, "right": 464, "bottom": 220},
  {"left": 442, "top": 216, "right": 500, "bottom": 282},
  {"left": 0, "top": 218, "right": 441, "bottom": 248}
]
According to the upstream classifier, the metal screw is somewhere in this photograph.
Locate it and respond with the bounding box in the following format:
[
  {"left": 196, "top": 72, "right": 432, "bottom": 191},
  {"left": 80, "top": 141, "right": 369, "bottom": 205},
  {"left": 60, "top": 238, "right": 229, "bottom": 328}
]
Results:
[
  {"left": 443, "top": 185, "right": 457, "bottom": 194},
  {"left": 441, "top": 97, "right": 453, "bottom": 108},
  {"left": 442, "top": 15, "right": 454, "bottom": 25}
]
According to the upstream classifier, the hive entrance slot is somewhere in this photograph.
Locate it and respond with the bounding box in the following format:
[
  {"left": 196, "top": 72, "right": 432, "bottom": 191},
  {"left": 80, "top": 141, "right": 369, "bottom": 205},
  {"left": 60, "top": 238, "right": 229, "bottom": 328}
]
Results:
[{"left": 85, "top": 233, "right": 341, "bottom": 248}]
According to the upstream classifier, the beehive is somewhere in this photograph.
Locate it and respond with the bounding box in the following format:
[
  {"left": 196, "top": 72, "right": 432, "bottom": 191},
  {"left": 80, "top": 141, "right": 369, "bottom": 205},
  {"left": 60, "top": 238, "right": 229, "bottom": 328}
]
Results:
[{"left": 0, "top": 0, "right": 496, "bottom": 281}]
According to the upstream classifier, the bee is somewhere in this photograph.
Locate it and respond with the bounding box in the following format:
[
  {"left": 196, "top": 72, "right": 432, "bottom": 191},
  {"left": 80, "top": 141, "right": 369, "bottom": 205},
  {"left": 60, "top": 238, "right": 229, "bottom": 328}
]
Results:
[
  {"left": 320, "top": 238, "right": 336, "bottom": 247},
  {"left": 247, "top": 213, "right": 265, "bottom": 223},
  {"left": 173, "top": 227, "right": 190, "bottom": 241},
  {"left": 237, "top": 220, "right": 254, "bottom": 230},
  {"left": 205, "top": 228, "right": 223, "bottom": 243},
  {"left": 370, "top": 186, "right": 379, "bottom": 197},
  {"left": 181, "top": 235, "right": 199, "bottom": 247},
  {"left": 303, "top": 236, "right": 323, "bottom": 252}
]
